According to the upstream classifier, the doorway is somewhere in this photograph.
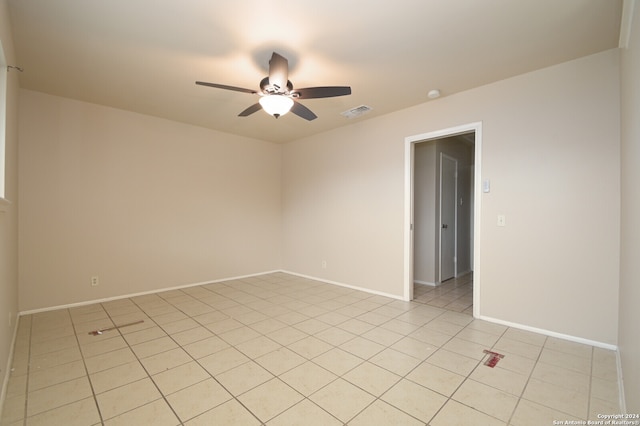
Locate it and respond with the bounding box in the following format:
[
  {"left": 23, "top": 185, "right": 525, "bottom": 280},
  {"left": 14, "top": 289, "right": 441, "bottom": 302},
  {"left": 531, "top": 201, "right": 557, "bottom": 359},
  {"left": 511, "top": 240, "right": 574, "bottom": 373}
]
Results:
[{"left": 403, "top": 122, "right": 482, "bottom": 318}]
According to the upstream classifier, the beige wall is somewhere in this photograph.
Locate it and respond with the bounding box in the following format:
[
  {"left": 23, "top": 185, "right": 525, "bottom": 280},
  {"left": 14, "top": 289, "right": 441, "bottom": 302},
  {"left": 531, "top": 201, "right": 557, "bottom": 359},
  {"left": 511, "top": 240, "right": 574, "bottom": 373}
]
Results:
[
  {"left": 18, "top": 90, "right": 282, "bottom": 311},
  {"left": 283, "top": 49, "right": 621, "bottom": 345},
  {"left": 0, "top": 0, "right": 19, "bottom": 412},
  {"left": 619, "top": 0, "right": 640, "bottom": 412},
  {"left": 282, "top": 123, "right": 405, "bottom": 295}
]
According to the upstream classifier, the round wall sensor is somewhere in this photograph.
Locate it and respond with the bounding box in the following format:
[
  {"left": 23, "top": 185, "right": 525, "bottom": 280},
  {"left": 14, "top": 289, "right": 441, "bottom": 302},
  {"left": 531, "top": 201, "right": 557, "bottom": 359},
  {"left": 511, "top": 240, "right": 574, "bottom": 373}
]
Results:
[{"left": 428, "top": 89, "right": 441, "bottom": 99}]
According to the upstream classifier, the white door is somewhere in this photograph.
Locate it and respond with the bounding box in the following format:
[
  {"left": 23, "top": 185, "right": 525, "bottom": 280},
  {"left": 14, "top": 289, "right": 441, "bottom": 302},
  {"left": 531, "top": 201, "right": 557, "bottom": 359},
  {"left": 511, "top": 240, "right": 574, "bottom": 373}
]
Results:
[{"left": 440, "top": 154, "right": 457, "bottom": 282}]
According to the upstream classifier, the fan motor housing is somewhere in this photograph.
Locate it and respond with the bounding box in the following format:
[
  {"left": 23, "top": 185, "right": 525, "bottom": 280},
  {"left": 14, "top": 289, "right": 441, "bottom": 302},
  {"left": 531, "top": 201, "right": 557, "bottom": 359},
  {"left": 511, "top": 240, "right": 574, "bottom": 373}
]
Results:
[{"left": 260, "top": 77, "right": 293, "bottom": 94}]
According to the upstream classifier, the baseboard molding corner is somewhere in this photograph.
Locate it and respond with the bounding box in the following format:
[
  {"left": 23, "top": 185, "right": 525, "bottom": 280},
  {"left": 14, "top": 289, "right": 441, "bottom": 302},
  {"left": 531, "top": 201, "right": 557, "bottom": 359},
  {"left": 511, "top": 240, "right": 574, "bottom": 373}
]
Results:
[{"left": 280, "top": 270, "right": 405, "bottom": 301}]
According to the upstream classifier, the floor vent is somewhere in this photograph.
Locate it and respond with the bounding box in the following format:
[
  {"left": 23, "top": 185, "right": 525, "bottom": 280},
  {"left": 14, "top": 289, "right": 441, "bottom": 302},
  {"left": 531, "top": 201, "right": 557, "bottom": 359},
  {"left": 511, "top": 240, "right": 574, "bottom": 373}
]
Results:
[{"left": 341, "top": 105, "right": 373, "bottom": 119}]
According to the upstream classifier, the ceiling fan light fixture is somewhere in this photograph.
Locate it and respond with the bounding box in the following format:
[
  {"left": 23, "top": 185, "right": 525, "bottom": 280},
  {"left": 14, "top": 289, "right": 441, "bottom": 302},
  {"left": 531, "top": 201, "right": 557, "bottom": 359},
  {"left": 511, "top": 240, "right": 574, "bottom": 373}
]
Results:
[
  {"left": 196, "top": 52, "right": 350, "bottom": 121},
  {"left": 259, "top": 95, "right": 294, "bottom": 118}
]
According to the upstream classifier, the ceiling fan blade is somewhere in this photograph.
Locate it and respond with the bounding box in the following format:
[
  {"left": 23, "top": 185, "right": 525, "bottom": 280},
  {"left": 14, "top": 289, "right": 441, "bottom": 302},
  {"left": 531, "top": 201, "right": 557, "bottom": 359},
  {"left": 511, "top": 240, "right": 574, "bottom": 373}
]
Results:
[
  {"left": 290, "top": 101, "right": 317, "bottom": 121},
  {"left": 268, "top": 52, "right": 289, "bottom": 92},
  {"left": 238, "top": 103, "right": 263, "bottom": 117},
  {"left": 196, "top": 81, "right": 257, "bottom": 94},
  {"left": 294, "top": 86, "right": 352, "bottom": 99}
]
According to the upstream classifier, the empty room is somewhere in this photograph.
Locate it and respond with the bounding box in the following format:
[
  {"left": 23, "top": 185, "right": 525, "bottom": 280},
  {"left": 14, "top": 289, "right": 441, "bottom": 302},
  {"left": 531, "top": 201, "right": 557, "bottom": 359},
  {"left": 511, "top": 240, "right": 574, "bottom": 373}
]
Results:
[{"left": 1, "top": 0, "right": 639, "bottom": 425}]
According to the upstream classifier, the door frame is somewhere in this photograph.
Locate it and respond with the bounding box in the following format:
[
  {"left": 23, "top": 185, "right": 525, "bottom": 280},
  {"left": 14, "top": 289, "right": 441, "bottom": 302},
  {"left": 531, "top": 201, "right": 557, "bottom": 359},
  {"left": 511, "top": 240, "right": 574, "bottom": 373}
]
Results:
[
  {"left": 439, "top": 153, "right": 458, "bottom": 283},
  {"left": 403, "top": 122, "right": 482, "bottom": 319}
]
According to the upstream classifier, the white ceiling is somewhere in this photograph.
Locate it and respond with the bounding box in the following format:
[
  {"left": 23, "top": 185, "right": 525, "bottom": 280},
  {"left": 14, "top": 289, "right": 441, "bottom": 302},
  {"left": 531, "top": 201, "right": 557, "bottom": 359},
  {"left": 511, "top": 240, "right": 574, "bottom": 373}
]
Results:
[{"left": 7, "top": 0, "right": 623, "bottom": 143}]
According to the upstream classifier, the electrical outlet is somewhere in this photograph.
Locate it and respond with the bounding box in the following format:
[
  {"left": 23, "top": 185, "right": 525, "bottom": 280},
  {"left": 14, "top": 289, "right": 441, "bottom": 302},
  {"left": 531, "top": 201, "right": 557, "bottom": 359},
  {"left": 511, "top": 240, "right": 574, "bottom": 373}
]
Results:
[
  {"left": 321, "top": 260, "right": 327, "bottom": 269},
  {"left": 91, "top": 276, "right": 99, "bottom": 287}
]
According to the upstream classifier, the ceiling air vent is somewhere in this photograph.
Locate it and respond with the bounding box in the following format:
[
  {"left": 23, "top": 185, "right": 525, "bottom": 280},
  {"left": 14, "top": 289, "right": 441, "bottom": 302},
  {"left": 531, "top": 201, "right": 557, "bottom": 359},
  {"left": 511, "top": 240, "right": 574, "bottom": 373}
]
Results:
[{"left": 341, "top": 105, "right": 373, "bottom": 119}]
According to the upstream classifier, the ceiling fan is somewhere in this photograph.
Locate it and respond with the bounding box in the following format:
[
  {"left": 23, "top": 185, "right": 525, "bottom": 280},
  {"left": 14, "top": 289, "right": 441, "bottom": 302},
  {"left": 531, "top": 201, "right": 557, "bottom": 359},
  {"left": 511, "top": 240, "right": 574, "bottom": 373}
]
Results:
[{"left": 196, "top": 52, "right": 351, "bottom": 121}]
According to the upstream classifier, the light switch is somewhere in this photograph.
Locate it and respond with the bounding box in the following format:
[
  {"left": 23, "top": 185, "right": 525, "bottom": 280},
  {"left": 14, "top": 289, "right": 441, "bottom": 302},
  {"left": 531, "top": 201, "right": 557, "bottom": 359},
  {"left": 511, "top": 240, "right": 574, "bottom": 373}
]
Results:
[
  {"left": 497, "top": 215, "right": 506, "bottom": 227},
  {"left": 483, "top": 179, "right": 491, "bottom": 193}
]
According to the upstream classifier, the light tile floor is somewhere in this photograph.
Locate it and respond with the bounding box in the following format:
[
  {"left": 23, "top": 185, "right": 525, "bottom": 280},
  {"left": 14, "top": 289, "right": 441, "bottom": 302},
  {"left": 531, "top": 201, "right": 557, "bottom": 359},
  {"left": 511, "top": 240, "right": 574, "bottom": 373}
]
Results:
[
  {"left": 1, "top": 272, "right": 621, "bottom": 425},
  {"left": 414, "top": 273, "right": 473, "bottom": 314}
]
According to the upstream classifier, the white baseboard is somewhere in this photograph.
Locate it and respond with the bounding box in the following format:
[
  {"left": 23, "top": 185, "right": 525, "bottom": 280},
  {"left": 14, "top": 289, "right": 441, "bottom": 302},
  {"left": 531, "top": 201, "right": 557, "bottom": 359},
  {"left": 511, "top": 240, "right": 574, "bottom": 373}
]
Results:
[
  {"left": 616, "top": 349, "right": 626, "bottom": 413},
  {"left": 19, "top": 270, "right": 283, "bottom": 316},
  {"left": 414, "top": 270, "right": 472, "bottom": 288},
  {"left": 21, "top": 268, "right": 408, "bottom": 316},
  {"left": 0, "top": 314, "right": 19, "bottom": 421},
  {"left": 281, "top": 270, "right": 404, "bottom": 301},
  {"left": 414, "top": 280, "right": 437, "bottom": 287},
  {"left": 478, "top": 315, "right": 618, "bottom": 351}
]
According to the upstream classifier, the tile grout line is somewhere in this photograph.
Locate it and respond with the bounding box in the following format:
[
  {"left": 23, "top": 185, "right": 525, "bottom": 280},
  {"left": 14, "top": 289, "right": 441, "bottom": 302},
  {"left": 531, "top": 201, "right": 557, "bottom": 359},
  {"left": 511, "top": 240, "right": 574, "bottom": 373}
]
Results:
[
  {"left": 70, "top": 307, "right": 107, "bottom": 425},
  {"left": 20, "top": 315, "right": 34, "bottom": 426},
  {"left": 107, "top": 300, "right": 189, "bottom": 425},
  {"left": 187, "top": 281, "right": 348, "bottom": 425},
  {"left": 125, "top": 294, "right": 223, "bottom": 425},
  {"left": 587, "top": 345, "right": 594, "bottom": 421},
  {"left": 128, "top": 282, "right": 311, "bottom": 425},
  {"left": 421, "top": 317, "right": 511, "bottom": 425},
  {"left": 23, "top": 311, "right": 82, "bottom": 423},
  {"left": 224, "top": 286, "right": 348, "bottom": 424},
  {"left": 201, "top": 277, "right": 428, "bottom": 424},
  {"left": 334, "top": 306, "right": 478, "bottom": 425},
  {"left": 497, "top": 327, "right": 536, "bottom": 425},
  {"left": 76, "top": 301, "right": 181, "bottom": 425},
  {"left": 238, "top": 283, "right": 383, "bottom": 424},
  {"left": 416, "top": 309, "right": 476, "bottom": 425},
  {"left": 505, "top": 333, "right": 548, "bottom": 425}
]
